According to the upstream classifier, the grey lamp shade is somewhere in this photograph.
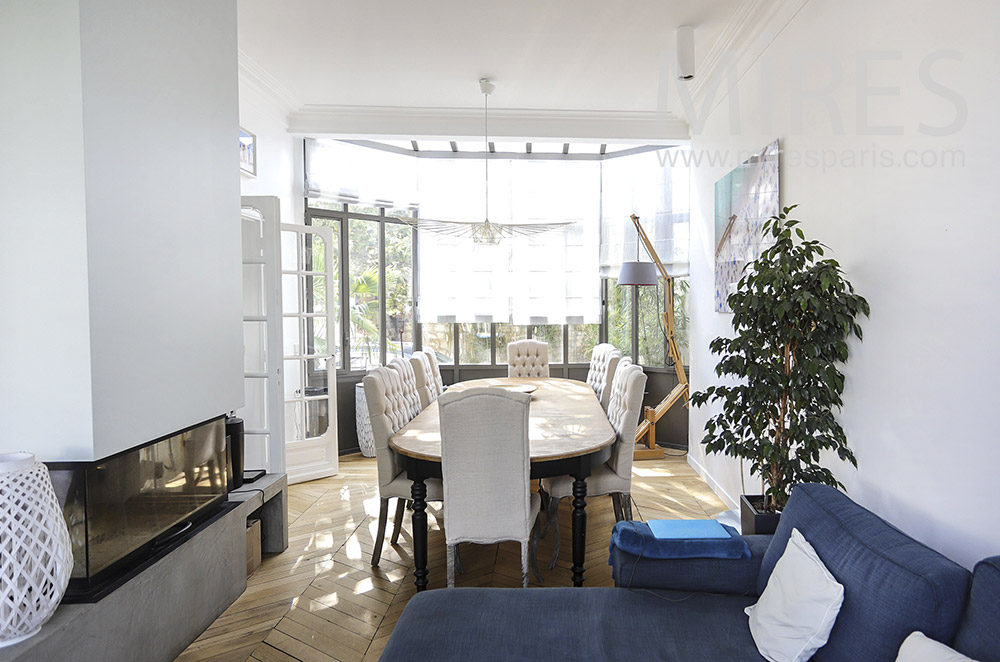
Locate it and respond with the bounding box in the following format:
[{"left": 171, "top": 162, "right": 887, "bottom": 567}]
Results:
[{"left": 618, "top": 261, "right": 659, "bottom": 286}]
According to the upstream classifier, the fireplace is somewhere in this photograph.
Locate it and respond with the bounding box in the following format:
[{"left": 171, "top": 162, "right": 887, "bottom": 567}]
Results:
[{"left": 48, "top": 416, "right": 232, "bottom": 602}]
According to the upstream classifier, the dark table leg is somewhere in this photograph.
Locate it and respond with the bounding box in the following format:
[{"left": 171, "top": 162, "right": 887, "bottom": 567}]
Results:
[
  {"left": 571, "top": 475, "right": 588, "bottom": 587},
  {"left": 411, "top": 479, "right": 428, "bottom": 591}
]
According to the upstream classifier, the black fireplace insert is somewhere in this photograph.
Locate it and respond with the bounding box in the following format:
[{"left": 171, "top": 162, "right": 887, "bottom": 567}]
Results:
[{"left": 48, "top": 415, "right": 231, "bottom": 602}]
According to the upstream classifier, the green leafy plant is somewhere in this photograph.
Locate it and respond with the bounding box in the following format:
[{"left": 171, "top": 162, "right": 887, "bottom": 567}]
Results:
[
  {"left": 350, "top": 266, "right": 383, "bottom": 363},
  {"left": 690, "top": 206, "right": 870, "bottom": 512}
]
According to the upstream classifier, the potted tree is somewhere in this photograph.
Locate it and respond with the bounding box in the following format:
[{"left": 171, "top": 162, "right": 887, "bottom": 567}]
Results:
[{"left": 691, "top": 206, "right": 869, "bottom": 534}]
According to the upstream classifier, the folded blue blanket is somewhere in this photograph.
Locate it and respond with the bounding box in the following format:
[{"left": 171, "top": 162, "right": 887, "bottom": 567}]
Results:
[{"left": 608, "top": 520, "right": 751, "bottom": 564}]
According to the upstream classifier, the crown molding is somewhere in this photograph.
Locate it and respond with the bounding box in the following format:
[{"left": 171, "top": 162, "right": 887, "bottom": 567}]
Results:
[
  {"left": 288, "top": 105, "right": 690, "bottom": 143},
  {"left": 238, "top": 50, "right": 300, "bottom": 120},
  {"left": 689, "top": 0, "right": 810, "bottom": 109}
]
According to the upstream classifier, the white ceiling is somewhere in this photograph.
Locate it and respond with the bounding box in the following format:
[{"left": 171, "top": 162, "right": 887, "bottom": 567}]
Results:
[{"left": 237, "top": 0, "right": 746, "bottom": 114}]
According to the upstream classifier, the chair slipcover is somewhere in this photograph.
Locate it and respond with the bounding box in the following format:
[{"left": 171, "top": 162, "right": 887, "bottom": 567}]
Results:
[
  {"left": 540, "top": 359, "right": 646, "bottom": 564},
  {"left": 604, "top": 359, "right": 647, "bottom": 480},
  {"left": 425, "top": 351, "right": 446, "bottom": 395},
  {"left": 409, "top": 350, "right": 440, "bottom": 409},
  {"left": 362, "top": 365, "right": 442, "bottom": 566},
  {"left": 438, "top": 387, "right": 541, "bottom": 587},
  {"left": 387, "top": 357, "right": 423, "bottom": 419},
  {"left": 507, "top": 340, "right": 550, "bottom": 378},
  {"left": 586, "top": 343, "right": 623, "bottom": 411}
]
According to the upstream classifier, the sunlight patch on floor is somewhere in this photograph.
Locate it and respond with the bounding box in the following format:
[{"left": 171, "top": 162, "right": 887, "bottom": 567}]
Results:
[
  {"left": 351, "top": 577, "right": 375, "bottom": 595},
  {"left": 632, "top": 466, "right": 687, "bottom": 478},
  {"left": 305, "top": 532, "right": 337, "bottom": 551},
  {"left": 344, "top": 537, "right": 363, "bottom": 559}
]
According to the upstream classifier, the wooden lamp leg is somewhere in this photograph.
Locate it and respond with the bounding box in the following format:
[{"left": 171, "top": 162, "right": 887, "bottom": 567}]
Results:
[
  {"left": 634, "top": 405, "right": 664, "bottom": 460},
  {"left": 627, "top": 214, "right": 688, "bottom": 461}
]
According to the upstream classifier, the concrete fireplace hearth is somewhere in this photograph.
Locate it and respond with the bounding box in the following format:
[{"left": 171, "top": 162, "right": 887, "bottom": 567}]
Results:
[{"left": 0, "top": 474, "right": 286, "bottom": 662}]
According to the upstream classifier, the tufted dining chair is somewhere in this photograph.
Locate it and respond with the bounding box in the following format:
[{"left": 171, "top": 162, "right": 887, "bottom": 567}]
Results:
[
  {"left": 409, "top": 350, "right": 442, "bottom": 408},
  {"left": 388, "top": 357, "right": 424, "bottom": 417},
  {"left": 438, "top": 387, "right": 541, "bottom": 588},
  {"left": 507, "top": 339, "right": 550, "bottom": 378},
  {"left": 539, "top": 358, "right": 646, "bottom": 567},
  {"left": 586, "top": 343, "right": 623, "bottom": 411},
  {"left": 424, "top": 351, "right": 446, "bottom": 395},
  {"left": 363, "top": 365, "right": 442, "bottom": 566}
]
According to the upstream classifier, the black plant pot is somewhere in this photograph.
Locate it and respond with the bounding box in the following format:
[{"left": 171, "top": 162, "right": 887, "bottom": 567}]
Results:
[{"left": 740, "top": 494, "right": 781, "bottom": 535}]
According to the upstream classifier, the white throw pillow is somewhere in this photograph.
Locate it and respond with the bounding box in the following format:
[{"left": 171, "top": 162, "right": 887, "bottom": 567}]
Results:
[
  {"left": 745, "top": 527, "right": 845, "bottom": 662},
  {"left": 895, "top": 632, "right": 980, "bottom": 662}
]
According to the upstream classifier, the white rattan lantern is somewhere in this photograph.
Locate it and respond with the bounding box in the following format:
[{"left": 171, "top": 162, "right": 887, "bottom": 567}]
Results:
[{"left": 0, "top": 452, "right": 73, "bottom": 647}]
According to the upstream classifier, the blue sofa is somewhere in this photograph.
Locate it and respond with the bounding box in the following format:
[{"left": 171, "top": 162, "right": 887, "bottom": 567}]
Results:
[{"left": 381, "top": 484, "right": 999, "bottom": 661}]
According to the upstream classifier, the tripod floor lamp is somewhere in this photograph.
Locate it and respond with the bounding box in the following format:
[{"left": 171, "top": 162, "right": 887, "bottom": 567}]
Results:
[{"left": 617, "top": 214, "right": 689, "bottom": 459}]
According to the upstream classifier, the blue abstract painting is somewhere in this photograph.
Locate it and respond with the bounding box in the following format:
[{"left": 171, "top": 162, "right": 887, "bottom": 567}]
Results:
[{"left": 714, "top": 140, "right": 780, "bottom": 313}]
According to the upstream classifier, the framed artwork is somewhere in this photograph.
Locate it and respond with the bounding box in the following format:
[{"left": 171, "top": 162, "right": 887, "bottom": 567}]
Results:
[
  {"left": 714, "top": 139, "right": 780, "bottom": 312},
  {"left": 239, "top": 127, "right": 256, "bottom": 177}
]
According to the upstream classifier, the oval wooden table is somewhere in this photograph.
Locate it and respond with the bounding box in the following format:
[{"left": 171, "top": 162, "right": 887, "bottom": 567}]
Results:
[{"left": 389, "top": 377, "right": 616, "bottom": 591}]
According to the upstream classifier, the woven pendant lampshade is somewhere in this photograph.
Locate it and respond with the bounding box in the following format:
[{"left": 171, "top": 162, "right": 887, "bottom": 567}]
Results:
[{"left": 0, "top": 453, "right": 73, "bottom": 647}]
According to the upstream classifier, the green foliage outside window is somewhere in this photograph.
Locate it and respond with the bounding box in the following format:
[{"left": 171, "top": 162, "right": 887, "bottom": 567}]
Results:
[
  {"left": 495, "top": 324, "right": 527, "bottom": 364},
  {"left": 529, "top": 325, "right": 564, "bottom": 364},
  {"left": 609, "top": 276, "right": 689, "bottom": 368},
  {"left": 459, "top": 323, "right": 491, "bottom": 364},
  {"left": 637, "top": 280, "right": 666, "bottom": 367},
  {"left": 567, "top": 325, "right": 600, "bottom": 363},
  {"left": 307, "top": 228, "right": 339, "bottom": 362},
  {"left": 384, "top": 223, "right": 413, "bottom": 361},
  {"left": 606, "top": 279, "right": 632, "bottom": 357},
  {"left": 305, "top": 208, "right": 688, "bottom": 372},
  {"left": 673, "top": 277, "right": 690, "bottom": 366},
  {"left": 421, "top": 323, "right": 454, "bottom": 364},
  {"left": 348, "top": 219, "right": 380, "bottom": 369}
]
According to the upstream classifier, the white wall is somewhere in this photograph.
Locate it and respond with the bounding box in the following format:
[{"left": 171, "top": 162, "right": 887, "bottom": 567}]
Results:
[
  {"left": 687, "top": 0, "right": 1000, "bottom": 568},
  {"left": 1, "top": 0, "right": 244, "bottom": 461},
  {"left": 0, "top": 1, "right": 96, "bottom": 459},
  {"left": 81, "top": 0, "right": 243, "bottom": 459},
  {"left": 238, "top": 80, "right": 300, "bottom": 225}
]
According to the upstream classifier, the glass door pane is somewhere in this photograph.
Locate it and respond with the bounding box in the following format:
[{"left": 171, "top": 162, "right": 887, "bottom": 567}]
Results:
[
  {"left": 281, "top": 224, "right": 339, "bottom": 484},
  {"left": 238, "top": 202, "right": 283, "bottom": 474}
]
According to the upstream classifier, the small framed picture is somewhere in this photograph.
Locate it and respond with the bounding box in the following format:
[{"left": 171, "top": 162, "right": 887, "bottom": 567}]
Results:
[{"left": 239, "top": 127, "right": 256, "bottom": 177}]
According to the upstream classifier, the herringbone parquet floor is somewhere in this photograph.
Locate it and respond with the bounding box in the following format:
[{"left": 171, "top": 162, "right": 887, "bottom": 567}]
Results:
[{"left": 175, "top": 452, "right": 727, "bottom": 662}]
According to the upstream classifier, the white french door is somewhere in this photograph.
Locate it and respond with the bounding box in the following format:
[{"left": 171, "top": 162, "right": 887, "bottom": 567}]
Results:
[
  {"left": 239, "top": 200, "right": 284, "bottom": 474},
  {"left": 281, "top": 224, "right": 339, "bottom": 484}
]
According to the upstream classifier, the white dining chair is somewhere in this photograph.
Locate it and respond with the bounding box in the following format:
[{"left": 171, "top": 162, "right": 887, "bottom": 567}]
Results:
[
  {"left": 387, "top": 357, "right": 424, "bottom": 417},
  {"left": 409, "top": 350, "right": 440, "bottom": 408},
  {"left": 586, "top": 343, "right": 623, "bottom": 411},
  {"left": 424, "top": 351, "right": 446, "bottom": 395},
  {"left": 438, "top": 387, "right": 542, "bottom": 588},
  {"left": 540, "top": 358, "right": 646, "bottom": 567},
  {"left": 507, "top": 339, "right": 550, "bottom": 378},
  {"left": 363, "top": 365, "right": 442, "bottom": 566}
]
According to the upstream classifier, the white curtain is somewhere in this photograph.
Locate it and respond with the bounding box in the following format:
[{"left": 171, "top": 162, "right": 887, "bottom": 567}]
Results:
[
  {"left": 416, "top": 159, "right": 601, "bottom": 324},
  {"left": 304, "top": 139, "right": 419, "bottom": 209},
  {"left": 599, "top": 148, "right": 690, "bottom": 279},
  {"left": 303, "top": 140, "right": 689, "bottom": 324}
]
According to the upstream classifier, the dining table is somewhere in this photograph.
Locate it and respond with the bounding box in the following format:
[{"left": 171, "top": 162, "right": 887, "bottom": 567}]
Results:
[{"left": 389, "top": 376, "right": 617, "bottom": 591}]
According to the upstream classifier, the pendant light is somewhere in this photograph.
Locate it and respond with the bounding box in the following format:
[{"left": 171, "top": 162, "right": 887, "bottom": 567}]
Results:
[{"left": 472, "top": 77, "right": 502, "bottom": 244}]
